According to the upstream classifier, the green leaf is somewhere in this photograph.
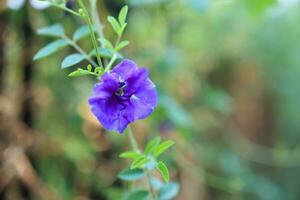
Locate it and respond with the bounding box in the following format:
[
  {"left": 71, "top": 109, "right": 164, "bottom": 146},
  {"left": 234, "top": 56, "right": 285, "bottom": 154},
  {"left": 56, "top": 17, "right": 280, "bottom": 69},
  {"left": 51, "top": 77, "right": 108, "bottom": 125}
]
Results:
[
  {"left": 61, "top": 53, "right": 85, "bottom": 68},
  {"left": 117, "top": 168, "right": 145, "bottom": 181},
  {"left": 156, "top": 161, "right": 169, "bottom": 183},
  {"left": 99, "top": 38, "right": 114, "bottom": 49},
  {"left": 157, "top": 182, "right": 179, "bottom": 200},
  {"left": 73, "top": 25, "right": 95, "bottom": 42},
  {"left": 119, "top": 151, "right": 141, "bottom": 159},
  {"left": 107, "top": 16, "right": 121, "bottom": 35},
  {"left": 124, "top": 190, "right": 150, "bottom": 200},
  {"left": 68, "top": 68, "right": 91, "bottom": 77},
  {"left": 131, "top": 155, "right": 150, "bottom": 169},
  {"left": 87, "top": 64, "right": 92, "bottom": 72},
  {"left": 34, "top": 39, "right": 68, "bottom": 60},
  {"left": 115, "top": 40, "right": 130, "bottom": 51},
  {"left": 118, "top": 5, "right": 128, "bottom": 26},
  {"left": 144, "top": 137, "right": 160, "bottom": 155},
  {"left": 153, "top": 140, "right": 175, "bottom": 158},
  {"left": 37, "top": 24, "right": 64, "bottom": 37},
  {"left": 89, "top": 48, "right": 123, "bottom": 59}
]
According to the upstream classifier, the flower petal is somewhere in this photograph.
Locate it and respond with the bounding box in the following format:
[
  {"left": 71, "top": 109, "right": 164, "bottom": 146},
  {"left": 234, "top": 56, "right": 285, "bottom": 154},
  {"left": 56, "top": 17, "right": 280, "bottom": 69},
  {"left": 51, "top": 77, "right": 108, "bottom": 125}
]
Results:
[
  {"left": 124, "top": 79, "right": 158, "bottom": 121},
  {"left": 111, "top": 59, "right": 138, "bottom": 81},
  {"left": 124, "top": 68, "right": 149, "bottom": 95}
]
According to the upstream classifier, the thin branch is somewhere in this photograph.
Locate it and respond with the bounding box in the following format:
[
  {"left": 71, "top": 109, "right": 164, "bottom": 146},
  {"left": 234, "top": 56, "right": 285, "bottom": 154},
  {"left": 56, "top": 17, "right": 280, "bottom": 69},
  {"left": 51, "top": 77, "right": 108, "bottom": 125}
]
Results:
[{"left": 63, "top": 35, "right": 98, "bottom": 67}]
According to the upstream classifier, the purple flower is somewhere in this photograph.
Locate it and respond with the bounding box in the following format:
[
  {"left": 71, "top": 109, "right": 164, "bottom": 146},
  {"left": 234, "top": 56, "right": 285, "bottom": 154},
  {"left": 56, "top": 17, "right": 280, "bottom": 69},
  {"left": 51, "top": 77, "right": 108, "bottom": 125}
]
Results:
[{"left": 88, "top": 59, "right": 158, "bottom": 133}]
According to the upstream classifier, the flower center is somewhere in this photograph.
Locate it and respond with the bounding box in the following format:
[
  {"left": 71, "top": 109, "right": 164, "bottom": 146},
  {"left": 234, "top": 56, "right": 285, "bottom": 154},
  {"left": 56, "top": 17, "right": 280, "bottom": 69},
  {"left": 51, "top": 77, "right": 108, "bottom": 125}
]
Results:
[{"left": 116, "top": 82, "right": 126, "bottom": 96}]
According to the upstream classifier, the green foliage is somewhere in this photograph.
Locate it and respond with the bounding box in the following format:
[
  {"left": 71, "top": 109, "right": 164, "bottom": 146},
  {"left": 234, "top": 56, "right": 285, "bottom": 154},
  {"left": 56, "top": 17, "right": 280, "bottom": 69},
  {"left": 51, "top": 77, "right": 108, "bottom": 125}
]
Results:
[
  {"left": 156, "top": 161, "right": 169, "bottom": 183},
  {"left": 144, "top": 137, "right": 160, "bottom": 155},
  {"left": 123, "top": 190, "right": 150, "bottom": 200},
  {"left": 99, "top": 38, "right": 114, "bottom": 49},
  {"left": 153, "top": 141, "right": 174, "bottom": 158},
  {"left": 89, "top": 47, "right": 123, "bottom": 59},
  {"left": 119, "top": 151, "right": 142, "bottom": 159},
  {"left": 131, "top": 155, "right": 151, "bottom": 169},
  {"left": 116, "top": 40, "right": 130, "bottom": 51},
  {"left": 157, "top": 182, "right": 179, "bottom": 200},
  {"left": 61, "top": 53, "right": 85, "bottom": 68},
  {"left": 34, "top": 39, "right": 68, "bottom": 60},
  {"left": 118, "top": 6, "right": 128, "bottom": 26},
  {"left": 37, "top": 24, "right": 65, "bottom": 37},
  {"left": 117, "top": 168, "right": 145, "bottom": 181},
  {"left": 73, "top": 25, "right": 95, "bottom": 42},
  {"left": 68, "top": 64, "right": 103, "bottom": 77}
]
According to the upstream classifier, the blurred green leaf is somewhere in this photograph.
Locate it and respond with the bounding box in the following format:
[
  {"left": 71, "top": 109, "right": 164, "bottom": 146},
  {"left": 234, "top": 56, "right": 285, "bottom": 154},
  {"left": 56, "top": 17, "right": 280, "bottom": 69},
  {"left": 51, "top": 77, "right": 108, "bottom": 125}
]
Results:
[
  {"left": 34, "top": 39, "right": 68, "bottom": 60},
  {"left": 119, "top": 151, "right": 142, "bottom": 159},
  {"left": 68, "top": 68, "right": 92, "bottom": 77},
  {"left": 124, "top": 190, "right": 150, "bottom": 200},
  {"left": 118, "top": 5, "right": 128, "bottom": 26},
  {"left": 144, "top": 137, "right": 160, "bottom": 155},
  {"left": 117, "top": 168, "right": 145, "bottom": 181},
  {"left": 73, "top": 25, "right": 95, "bottom": 42},
  {"left": 37, "top": 24, "right": 64, "bottom": 37},
  {"left": 99, "top": 38, "right": 114, "bottom": 49},
  {"left": 156, "top": 161, "right": 169, "bottom": 183},
  {"left": 89, "top": 47, "right": 123, "bottom": 59},
  {"left": 158, "top": 182, "right": 179, "bottom": 200},
  {"left": 131, "top": 155, "right": 150, "bottom": 169},
  {"left": 107, "top": 16, "right": 121, "bottom": 35},
  {"left": 116, "top": 40, "right": 130, "bottom": 51},
  {"left": 153, "top": 140, "right": 174, "bottom": 158},
  {"left": 61, "top": 53, "right": 85, "bottom": 68}
]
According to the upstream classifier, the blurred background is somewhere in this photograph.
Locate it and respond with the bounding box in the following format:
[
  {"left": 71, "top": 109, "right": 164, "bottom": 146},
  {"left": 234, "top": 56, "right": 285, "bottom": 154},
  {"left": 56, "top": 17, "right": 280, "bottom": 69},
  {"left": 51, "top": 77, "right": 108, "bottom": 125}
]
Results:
[{"left": 1, "top": 0, "right": 300, "bottom": 199}]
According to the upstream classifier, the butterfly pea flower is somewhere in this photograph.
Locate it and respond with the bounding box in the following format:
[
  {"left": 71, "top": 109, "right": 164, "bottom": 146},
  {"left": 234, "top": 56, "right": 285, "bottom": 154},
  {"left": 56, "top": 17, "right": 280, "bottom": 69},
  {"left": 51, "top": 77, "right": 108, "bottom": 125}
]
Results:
[{"left": 88, "top": 59, "right": 158, "bottom": 133}]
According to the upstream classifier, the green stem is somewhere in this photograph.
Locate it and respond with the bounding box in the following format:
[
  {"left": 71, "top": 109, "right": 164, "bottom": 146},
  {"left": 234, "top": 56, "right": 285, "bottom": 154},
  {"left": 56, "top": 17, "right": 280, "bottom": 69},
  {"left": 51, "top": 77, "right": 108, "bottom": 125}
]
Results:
[
  {"left": 127, "top": 126, "right": 156, "bottom": 200},
  {"left": 77, "top": 0, "right": 103, "bottom": 69},
  {"left": 50, "top": 3, "right": 80, "bottom": 17},
  {"left": 104, "top": 33, "right": 122, "bottom": 72},
  {"left": 89, "top": 0, "right": 105, "bottom": 43},
  {"left": 63, "top": 36, "right": 98, "bottom": 67},
  {"left": 145, "top": 170, "right": 157, "bottom": 200},
  {"left": 127, "top": 126, "right": 138, "bottom": 152}
]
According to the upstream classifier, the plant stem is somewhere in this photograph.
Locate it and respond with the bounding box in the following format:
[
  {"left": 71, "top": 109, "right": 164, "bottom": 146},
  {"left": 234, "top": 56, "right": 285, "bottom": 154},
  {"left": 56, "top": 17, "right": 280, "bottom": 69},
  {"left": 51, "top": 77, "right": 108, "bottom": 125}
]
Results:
[
  {"left": 127, "top": 126, "right": 156, "bottom": 200},
  {"left": 104, "top": 33, "right": 122, "bottom": 72},
  {"left": 63, "top": 36, "right": 98, "bottom": 67},
  {"left": 77, "top": 0, "right": 103, "bottom": 69},
  {"left": 89, "top": 0, "right": 105, "bottom": 43},
  {"left": 127, "top": 126, "right": 138, "bottom": 152},
  {"left": 50, "top": 3, "right": 80, "bottom": 17},
  {"left": 145, "top": 170, "right": 157, "bottom": 200}
]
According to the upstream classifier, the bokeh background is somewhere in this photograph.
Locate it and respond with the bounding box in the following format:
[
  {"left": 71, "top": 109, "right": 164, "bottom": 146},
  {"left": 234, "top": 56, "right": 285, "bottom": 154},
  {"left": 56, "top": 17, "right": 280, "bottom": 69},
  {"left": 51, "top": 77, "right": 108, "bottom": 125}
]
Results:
[{"left": 1, "top": 0, "right": 300, "bottom": 199}]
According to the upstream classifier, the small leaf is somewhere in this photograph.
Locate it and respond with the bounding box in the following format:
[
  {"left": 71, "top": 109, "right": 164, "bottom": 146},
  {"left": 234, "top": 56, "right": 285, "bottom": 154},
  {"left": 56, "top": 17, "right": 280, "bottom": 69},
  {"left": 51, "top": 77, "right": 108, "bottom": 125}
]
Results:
[
  {"left": 117, "top": 168, "right": 145, "bottom": 181},
  {"left": 61, "top": 53, "right": 85, "bottom": 68},
  {"left": 73, "top": 25, "right": 95, "bottom": 42},
  {"left": 124, "top": 190, "right": 150, "bottom": 200},
  {"left": 115, "top": 40, "right": 130, "bottom": 51},
  {"left": 131, "top": 155, "right": 150, "bottom": 169},
  {"left": 99, "top": 38, "right": 114, "bottom": 49},
  {"left": 68, "top": 68, "right": 90, "bottom": 77},
  {"left": 156, "top": 161, "right": 169, "bottom": 183},
  {"left": 34, "top": 39, "right": 68, "bottom": 60},
  {"left": 118, "top": 5, "right": 128, "bottom": 25},
  {"left": 157, "top": 182, "right": 179, "bottom": 200},
  {"left": 153, "top": 140, "right": 175, "bottom": 158},
  {"left": 87, "top": 64, "right": 92, "bottom": 72},
  {"left": 37, "top": 24, "right": 64, "bottom": 37},
  {"left": 94, "top": 67, "right": 104, "bottom": 75},
  {"left": 119, "top": 151, "right": 141, "bottom": 159},
  {"left": 107, "top": 16, "right": 121, "bottom": 35},
  {"left": 144, "top": 137, "right": 160, "bottom": 155},
  {"left": 89, "top": 48, "right": 123, "bottom": 59}
]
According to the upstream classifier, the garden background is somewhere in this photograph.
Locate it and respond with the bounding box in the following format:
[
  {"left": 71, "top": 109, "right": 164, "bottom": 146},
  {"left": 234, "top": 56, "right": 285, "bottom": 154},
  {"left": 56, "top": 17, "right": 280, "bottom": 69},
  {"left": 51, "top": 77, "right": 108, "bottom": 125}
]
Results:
[{"left": 1, "top": 0, "right": 300, "bottom": 199}]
